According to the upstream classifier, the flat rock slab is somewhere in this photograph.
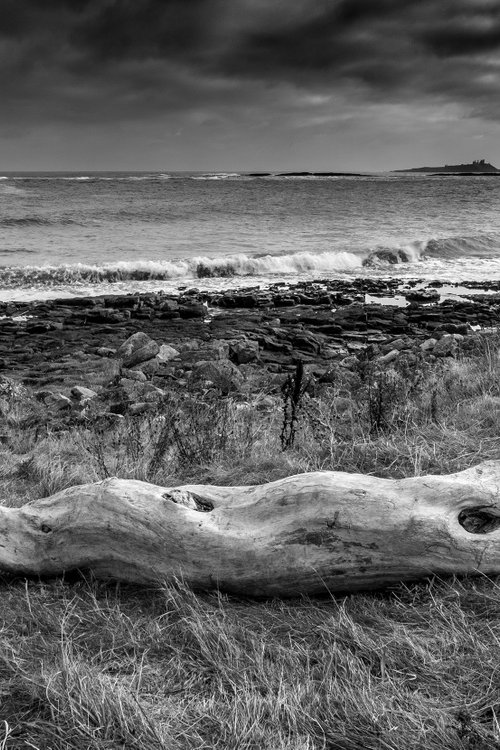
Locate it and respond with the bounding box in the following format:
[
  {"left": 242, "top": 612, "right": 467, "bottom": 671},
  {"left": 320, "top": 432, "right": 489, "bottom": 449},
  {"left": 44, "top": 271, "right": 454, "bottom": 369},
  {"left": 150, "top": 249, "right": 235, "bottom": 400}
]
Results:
[{"left": 0, "top": 279, "right": 497, "bottom": 390}]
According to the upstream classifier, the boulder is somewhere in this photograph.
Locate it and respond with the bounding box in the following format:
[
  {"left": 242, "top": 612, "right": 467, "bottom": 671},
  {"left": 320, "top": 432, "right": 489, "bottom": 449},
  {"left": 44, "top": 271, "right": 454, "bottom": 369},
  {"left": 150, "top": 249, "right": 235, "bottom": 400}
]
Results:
[
  {"left": 178, "top": 302, "right": 207, "bottom": 318},
  {"left": 158, "top": 298, "right": 179, "bottom": 314},
  {"left": 119, "top": 378, "right": 164, "bottom": 402},
  {"left": 116, "top": 332, "right": 159, "bottom": 368},
  {"left": 229, "top": 338, "right": 260, "bottom": 365},
  {"left": 96, "top": 346, "right": 116, "bottom": 358},
  {"left": 420, "top": 338, "right": 437, "bottom": 352},
  {"left": 181, "top": 340, "right": 230, "bottom": 363},
  {"left": 433, "top": 333, "right": 464, "bottom": 358},
  {"left": 131, "top": 358, "right": 160, "bottom": 377},
  {"left": 388, "top": 337, "right": 411, "bottom": 351},
  {"left": 44, "top": 393, "right": 72, "bottom": 411},
  {"left": 176, "top": 339, "right": 201, "bottom": 353},
  {"left": 404, "top": 290, "right": 440, "bottom": 304},
  {"left": 157, "top": 344, "right": 180, "bottom": 362},
  {"left": 377, "top": 349, "right": 399, "bottom": 365},
  {"left": 71, "top": 386, "right": 98, "bottom": 402},
  {"left": 189, "top": 359, "right": 244, "bottom": 394},
  {"left": 122, "top": 369, "right": 147, "bottom": 382},
  {"left": 339, "top": 355, "right": 359, "bottom": 370}
]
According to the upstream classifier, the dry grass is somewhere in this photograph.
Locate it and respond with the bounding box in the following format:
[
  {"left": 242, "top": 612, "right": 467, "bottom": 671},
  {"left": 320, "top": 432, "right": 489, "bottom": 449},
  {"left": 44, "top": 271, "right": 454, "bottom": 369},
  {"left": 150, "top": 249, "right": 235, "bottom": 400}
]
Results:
[
  {"left": 2, "top": 333, "right": 500, "bottom": 497},
  {"left": 2, "top": 576, "right": 500, "bottom": 748},
  {"left": 3, "top": 332, "right": 500, "bottom": 747}
]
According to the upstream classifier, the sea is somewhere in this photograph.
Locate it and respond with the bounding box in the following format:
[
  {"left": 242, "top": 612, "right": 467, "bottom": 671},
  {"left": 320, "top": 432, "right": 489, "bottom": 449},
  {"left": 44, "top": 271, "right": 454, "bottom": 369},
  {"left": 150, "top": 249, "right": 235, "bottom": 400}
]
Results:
[{"left": 0, "top": 171, "right": 499, "bottom": 302}]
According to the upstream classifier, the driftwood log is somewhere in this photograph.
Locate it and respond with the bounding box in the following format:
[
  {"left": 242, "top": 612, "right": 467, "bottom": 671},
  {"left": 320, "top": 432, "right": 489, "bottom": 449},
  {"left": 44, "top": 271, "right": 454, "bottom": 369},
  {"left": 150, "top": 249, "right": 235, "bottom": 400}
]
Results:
[{"left": 2, "top": 462, "right": 500, "bottom": 596}]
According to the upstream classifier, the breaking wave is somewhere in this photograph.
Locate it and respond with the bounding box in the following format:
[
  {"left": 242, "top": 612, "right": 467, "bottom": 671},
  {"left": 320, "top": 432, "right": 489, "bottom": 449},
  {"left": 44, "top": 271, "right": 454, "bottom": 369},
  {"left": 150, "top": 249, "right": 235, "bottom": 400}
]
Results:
[
  {"left": 7, "top": 172, "right": 241, "bottom": 182},
  {"left": 424, "top": 234, "right": 500, "bottom": 259},
  {"left": 0, "top": 251, "right": 363, "bottom": 288},
  {"left": 4, "top": 171, "right": 369, "bottom": 182},
  {"left": 191, "top": 173, "right": 242, "bottom": 180},
  {"left": 363, "top": 233, "right": 500, "bottom": 266},
  {"left": 0, "top": 233, "right": 499, "bottom": 290},
  {"left": 363, "top": 244, "right": 423, "bottom": 266}
]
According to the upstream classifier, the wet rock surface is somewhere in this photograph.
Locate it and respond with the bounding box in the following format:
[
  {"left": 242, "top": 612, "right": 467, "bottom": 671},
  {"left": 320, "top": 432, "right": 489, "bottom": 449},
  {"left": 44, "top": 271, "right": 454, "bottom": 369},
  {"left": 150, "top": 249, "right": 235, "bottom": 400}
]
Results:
[{"left": 1, "top": 278, "right": 500, "bottom": 410}]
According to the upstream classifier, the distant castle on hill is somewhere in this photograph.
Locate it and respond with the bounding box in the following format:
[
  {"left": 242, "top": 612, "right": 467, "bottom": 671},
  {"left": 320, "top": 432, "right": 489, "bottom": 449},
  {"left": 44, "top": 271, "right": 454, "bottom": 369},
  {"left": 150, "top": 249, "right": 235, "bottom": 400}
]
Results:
[{"left": 396, "top": 159, "right": 500, "bottom": 174}]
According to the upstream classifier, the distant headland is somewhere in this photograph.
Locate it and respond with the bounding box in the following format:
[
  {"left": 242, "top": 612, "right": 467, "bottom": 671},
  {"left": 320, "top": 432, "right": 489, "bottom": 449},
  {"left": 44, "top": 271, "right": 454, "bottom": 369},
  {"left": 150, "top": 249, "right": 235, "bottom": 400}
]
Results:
[{"left": 395, "top": 159, "right": 500, "bottom": 174}]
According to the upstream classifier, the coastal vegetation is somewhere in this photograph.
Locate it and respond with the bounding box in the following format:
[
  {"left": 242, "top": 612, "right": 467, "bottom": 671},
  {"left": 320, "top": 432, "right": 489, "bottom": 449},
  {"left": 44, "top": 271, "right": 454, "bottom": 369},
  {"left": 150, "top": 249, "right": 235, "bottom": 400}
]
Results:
[
  {"left": 2, "top": 330, "right": 500, "bottom": 747},
  {"left": 0, "top": 333, "right": 500, "bottom": 750}
]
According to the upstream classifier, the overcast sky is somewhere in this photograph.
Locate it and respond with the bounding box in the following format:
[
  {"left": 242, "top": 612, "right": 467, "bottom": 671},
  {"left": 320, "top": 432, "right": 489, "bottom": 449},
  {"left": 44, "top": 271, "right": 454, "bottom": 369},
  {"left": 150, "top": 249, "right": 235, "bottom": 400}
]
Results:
[{"left": 2, "top": 0, "right": 500, "bottom": 171}]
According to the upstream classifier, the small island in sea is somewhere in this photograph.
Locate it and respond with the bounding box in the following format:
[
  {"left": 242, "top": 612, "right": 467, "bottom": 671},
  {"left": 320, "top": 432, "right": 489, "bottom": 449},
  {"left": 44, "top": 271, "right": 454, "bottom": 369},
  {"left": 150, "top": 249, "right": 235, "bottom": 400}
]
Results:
[{"left": 395, "top": 158, "right": 500, "bottom": 174}]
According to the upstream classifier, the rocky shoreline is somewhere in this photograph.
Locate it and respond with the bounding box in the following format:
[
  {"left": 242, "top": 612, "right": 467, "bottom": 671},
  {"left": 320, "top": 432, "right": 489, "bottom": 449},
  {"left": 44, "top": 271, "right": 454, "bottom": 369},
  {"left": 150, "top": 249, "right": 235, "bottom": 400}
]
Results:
[{"left": 2, "top": 277, "right": 500, "bottom": 418}]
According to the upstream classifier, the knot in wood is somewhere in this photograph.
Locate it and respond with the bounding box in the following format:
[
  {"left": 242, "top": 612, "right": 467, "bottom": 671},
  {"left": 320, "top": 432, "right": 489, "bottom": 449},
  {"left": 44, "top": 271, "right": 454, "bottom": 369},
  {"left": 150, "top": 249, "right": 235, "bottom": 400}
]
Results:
[
  {"left": 458, "top": 507, "right": 500, "bottom": 534},
  {"left": 162, "top": 489, "right": 213, "bottom": 512}
]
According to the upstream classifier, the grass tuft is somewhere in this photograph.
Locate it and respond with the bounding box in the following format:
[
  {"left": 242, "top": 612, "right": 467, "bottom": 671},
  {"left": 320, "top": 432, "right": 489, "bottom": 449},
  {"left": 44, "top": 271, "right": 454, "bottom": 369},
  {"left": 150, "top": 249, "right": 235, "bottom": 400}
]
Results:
[{"left": 3, "top": 578, "right": 500, "bottom": 748}]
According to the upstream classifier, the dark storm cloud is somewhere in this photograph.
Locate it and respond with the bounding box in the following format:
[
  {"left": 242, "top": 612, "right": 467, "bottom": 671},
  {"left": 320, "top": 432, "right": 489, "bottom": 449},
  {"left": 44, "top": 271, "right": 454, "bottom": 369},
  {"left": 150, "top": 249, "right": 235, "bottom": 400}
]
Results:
[
  {"left": 1, "top": 0, "right": 500, "bottom": 127},
  {"left": 421, "top": 6, "right": 500, "bottom": 57},
  {"left": 217, "top": 1, "right": 500, "bottom": 87},
  {"left": 71, "top": 0, "right": 211, "bottom": 64}
]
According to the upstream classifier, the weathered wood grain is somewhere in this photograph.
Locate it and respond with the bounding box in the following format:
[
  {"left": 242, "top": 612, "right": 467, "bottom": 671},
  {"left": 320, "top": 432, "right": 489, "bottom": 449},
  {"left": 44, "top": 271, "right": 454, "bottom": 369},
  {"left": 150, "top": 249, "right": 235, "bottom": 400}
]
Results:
[{"left": 2, "top": 462, "right": 500, "bottom": 596}]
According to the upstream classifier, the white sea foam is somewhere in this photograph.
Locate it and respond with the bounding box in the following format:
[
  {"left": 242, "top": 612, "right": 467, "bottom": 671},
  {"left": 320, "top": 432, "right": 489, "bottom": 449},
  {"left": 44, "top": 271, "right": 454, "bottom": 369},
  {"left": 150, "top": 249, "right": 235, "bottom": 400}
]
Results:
[
  {"left": 2, "top": 236, "right": 498, "bottom": 291},
  {"left": 191, "top": 173, "right": 242, "bottom": 180},
  {"left": 0, "top": 251, "right": 365, "bottom": 288}
]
